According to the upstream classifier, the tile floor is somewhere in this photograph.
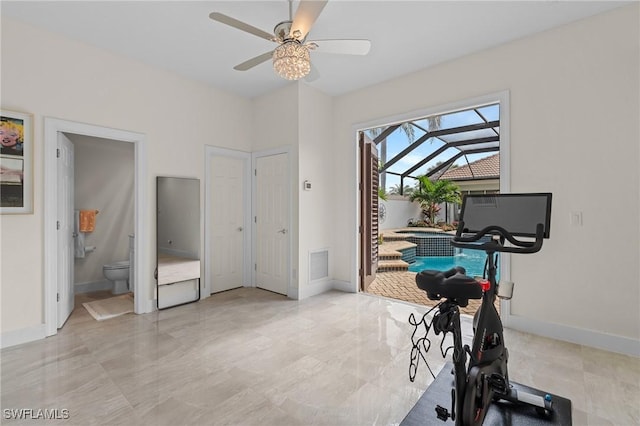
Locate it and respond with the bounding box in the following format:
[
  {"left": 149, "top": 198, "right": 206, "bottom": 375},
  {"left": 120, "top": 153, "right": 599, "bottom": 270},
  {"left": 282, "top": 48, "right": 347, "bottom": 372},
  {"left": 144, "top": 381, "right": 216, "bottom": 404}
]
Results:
[{"left": 1, "top": 288, "right": 639, "bottom": 425}]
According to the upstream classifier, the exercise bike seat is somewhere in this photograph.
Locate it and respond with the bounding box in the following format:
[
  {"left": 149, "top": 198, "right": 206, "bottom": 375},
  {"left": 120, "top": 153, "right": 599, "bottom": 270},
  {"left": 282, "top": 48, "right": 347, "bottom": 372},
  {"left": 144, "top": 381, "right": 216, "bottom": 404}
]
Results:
[{"left": 416, "top": 267, "right": 483, "bottom": 306}]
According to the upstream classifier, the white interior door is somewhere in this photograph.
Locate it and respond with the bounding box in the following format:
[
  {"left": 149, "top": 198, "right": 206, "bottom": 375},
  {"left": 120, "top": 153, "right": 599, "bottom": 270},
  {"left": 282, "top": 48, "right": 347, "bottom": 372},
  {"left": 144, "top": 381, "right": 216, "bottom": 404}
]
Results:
[
  {"left": 57, "top": 132, "right": 74, "bottom": 327},
  {"left": 210, "top": 155, "right": 246, "bottom": 293},
  {"left": 255, "top": 153, "right": 290, "bottom": 296}
]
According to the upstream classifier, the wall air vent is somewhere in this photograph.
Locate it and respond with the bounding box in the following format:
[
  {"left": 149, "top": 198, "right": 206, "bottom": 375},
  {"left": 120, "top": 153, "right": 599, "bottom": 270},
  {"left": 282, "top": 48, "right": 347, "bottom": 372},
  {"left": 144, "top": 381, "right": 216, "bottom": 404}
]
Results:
[{"left": 309, "top": 249, "right": 329, "bottom": 282}]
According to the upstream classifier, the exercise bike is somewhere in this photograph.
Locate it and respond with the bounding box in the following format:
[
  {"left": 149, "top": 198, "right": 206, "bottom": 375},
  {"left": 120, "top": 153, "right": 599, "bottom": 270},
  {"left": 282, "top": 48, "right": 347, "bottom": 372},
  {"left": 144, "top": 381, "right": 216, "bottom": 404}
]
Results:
[{"left": 408, "top": 193, "right": 554, "bottom": 425}]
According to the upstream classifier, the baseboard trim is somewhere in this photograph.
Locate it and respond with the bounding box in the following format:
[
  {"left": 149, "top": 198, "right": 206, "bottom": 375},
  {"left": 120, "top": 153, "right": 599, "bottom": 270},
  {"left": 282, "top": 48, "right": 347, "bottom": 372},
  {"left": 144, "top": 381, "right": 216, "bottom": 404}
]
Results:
[
  {"left": 507, "top": 314, "right": 640, "bottom": 357},
  {"left": 332, "top": 279, "right": 356, "bottom": 293},
  {"left": 1, "top": 324, "right": 46, "bottom": 349},
  {"left": 75, "top": 279, "right": 112, "bottom": 293},
  {"left": 295, "top": 279, "right": 356, "bottom": 299},
  {"left": 299, "top": 279, "right": 333, "bottom": 299}
]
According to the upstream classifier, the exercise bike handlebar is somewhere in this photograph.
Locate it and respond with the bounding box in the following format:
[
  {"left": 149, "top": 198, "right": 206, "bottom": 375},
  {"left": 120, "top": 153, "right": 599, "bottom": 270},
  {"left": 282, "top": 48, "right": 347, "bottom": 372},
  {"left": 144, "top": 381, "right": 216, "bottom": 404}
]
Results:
[{"left": 451, "top": 222, "right": 545, "bottom": 254}]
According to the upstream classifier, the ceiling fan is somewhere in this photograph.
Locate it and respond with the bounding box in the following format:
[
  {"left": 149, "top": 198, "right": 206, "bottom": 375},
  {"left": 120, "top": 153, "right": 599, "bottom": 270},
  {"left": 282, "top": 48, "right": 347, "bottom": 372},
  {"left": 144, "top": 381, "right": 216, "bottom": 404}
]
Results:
[{"left": 209, "top": 0, "right": 371, "bottom": 81}]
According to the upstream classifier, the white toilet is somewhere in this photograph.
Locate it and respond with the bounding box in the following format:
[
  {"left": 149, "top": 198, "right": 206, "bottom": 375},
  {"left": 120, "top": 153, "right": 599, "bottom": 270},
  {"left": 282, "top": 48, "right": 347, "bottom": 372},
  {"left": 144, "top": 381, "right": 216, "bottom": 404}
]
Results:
[{"left": 103, "top": 261, "right": 130, "bottom": 294}]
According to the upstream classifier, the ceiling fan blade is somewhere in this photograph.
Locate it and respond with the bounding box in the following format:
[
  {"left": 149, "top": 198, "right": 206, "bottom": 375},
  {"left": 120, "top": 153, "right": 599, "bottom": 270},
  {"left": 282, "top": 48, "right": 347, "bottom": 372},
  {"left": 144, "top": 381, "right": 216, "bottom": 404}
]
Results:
[
  {"left": 290, "top": 0, "right": 328, "bottom": 40},
  {"left": 209, "top": 12, "right": 274, "bottom": 42},
  {"left": 308, "top": 39, "right": 371, "bottom": 55},
  {"left": 233, "top": 51, "right": 274, "bottom": 71}
]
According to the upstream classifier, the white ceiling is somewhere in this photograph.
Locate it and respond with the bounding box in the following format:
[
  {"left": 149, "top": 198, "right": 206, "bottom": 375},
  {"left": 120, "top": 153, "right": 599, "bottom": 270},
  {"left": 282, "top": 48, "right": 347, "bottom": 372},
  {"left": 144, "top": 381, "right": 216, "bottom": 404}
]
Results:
[{"left": 2, "top": 1, "right": 630, "bottom": 99}]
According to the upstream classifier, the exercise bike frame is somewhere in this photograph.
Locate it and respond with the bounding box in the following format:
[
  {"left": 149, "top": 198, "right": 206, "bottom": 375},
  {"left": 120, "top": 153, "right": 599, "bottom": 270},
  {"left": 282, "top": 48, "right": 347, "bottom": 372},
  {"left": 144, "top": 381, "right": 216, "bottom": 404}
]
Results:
[
  {"left": 425, "top": 222, "right": 553, "bottom": 425},
  {"left": 448, "top": 232, "right": 505, "bottom": 425}
]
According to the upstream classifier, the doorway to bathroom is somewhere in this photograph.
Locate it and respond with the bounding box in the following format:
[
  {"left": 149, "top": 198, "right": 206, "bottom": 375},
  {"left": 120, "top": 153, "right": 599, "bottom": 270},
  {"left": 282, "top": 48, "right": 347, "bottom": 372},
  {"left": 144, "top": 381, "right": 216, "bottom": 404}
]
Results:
[
  {"left": 43, "top": 118, "right": 149, "bottom": 337},
  {"left": 67, "top": 133, "right": 135, "bottom": 313}
]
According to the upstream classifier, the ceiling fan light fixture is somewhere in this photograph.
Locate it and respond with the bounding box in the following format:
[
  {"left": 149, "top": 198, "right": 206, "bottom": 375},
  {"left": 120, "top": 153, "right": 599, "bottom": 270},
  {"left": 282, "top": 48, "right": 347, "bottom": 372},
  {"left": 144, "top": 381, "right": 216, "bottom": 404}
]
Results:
[{"left": 273, "top": 40, "right": 310, "bottom": 80}]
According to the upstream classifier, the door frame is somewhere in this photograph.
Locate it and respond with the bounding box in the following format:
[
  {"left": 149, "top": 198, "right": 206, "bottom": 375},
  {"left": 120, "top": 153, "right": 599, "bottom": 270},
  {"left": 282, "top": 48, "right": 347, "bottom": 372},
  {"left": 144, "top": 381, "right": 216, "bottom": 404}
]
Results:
[
  {"left": 44, "top": 118, "right": 149, "bottom": 337},
  {"left": 351, "top": 91, "right": 511, "bottom": 315},
  {"left": 203, "top": 146, "right": 252, "bottom": 297},
  {"left": 251, "top": 147, "right": 293, "bottom": 298}
]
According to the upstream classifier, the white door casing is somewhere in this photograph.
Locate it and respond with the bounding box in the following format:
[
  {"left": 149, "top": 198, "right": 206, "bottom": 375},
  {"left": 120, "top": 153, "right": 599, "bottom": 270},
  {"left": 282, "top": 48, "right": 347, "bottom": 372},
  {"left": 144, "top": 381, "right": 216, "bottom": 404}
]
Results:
[
  {"left": 210, "top": 155, "right": 245, "bottom": 293},
  {"left": 254, "top": 151, "right": 290, "bottom": 296},
  {"left": 57, "top": 133, "right": 74, "bottom": 328}
]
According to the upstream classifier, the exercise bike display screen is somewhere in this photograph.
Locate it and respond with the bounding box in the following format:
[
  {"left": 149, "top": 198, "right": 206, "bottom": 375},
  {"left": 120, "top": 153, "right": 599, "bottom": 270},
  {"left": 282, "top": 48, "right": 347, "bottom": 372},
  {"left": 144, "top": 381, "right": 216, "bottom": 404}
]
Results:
[{"left": 458, "top": 193, "right": 552, "bottom": 239}]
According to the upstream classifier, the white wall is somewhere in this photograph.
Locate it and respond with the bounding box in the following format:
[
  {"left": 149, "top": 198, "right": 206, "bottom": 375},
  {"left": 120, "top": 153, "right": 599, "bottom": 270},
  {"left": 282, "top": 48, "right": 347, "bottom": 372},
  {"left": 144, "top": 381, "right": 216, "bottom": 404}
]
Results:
[
  {"left": 332, "top": 5, "right": 639, "bottom": 351},
  {"left": 251, "top": 84, "right": 299, "bottom": 152},
  {"left": 71, "top": 134, "right": 134, "bottom": 286},
  {"left": 251, "top": 83, "right": 336, "bottom": 299},
  {"left": 381, "top": 197, "right": 423, "bottom": 230},
  {"left": 297, "top": 84, "right": 334, "bottom": 297},
  {"left": 0, "top": 17, "right": 251, "bottom": 335}
]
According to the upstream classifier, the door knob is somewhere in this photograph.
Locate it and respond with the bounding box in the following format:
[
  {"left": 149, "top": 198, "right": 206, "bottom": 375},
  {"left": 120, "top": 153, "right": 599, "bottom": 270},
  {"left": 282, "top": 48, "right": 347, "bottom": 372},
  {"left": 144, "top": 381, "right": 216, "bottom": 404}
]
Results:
[
  {"left": 278, "top": 228, "right": 287, "bottom": 234},
  {"left": 237, "top": 227, "right": 243, "bottom": 231}
]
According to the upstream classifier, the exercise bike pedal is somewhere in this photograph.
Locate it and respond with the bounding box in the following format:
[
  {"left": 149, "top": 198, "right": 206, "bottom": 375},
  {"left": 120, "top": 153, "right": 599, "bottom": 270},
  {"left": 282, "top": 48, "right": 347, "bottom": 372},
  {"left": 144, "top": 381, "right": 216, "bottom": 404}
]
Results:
[
  {"left": 435, "top": 405, "right": 450, "bottom": 421},
  {"left": 488, "top": 373, "right": 508, "bottom": 395}
]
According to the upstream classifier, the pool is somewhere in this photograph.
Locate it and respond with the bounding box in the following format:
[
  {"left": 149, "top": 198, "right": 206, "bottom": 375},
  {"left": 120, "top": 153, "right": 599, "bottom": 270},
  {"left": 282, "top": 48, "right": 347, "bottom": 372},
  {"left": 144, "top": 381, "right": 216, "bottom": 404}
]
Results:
[{"left": 408, "top": 249, "right": 498, "bottom": 280}]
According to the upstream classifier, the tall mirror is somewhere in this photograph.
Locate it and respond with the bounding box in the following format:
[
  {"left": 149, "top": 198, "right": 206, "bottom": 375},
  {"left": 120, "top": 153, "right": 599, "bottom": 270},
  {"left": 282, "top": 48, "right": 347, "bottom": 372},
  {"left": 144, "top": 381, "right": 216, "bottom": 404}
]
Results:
[{"left": 156, "top": 176, "right": 200, "bottom": 309}]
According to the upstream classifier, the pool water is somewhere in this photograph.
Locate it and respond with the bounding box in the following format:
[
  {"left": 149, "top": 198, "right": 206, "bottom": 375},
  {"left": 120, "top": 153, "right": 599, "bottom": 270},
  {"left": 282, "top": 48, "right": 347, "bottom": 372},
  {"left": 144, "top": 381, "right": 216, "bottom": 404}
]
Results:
[{"left": 408, "top": 249, "right": 498, "bottom": 279}]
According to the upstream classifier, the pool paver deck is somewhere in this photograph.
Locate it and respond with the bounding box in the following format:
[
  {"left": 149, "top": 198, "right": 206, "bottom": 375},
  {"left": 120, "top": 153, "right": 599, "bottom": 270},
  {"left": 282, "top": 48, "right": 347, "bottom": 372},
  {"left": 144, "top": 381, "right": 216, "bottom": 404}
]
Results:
[{"left": 368, "top": 271, "right": 485, "bottom": 316}]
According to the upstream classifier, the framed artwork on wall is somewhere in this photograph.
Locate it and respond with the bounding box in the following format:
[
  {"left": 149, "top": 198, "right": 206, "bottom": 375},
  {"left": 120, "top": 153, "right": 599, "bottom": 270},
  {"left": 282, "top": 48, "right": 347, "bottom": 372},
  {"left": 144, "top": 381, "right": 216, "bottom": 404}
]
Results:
[{"left": 1, "top": 110, "right": 33, "bottom": 214}]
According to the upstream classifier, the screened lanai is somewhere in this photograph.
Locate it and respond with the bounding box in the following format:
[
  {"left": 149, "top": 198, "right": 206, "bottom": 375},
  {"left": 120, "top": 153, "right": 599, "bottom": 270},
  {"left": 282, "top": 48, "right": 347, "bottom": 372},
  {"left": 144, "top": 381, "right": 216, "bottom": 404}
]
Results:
[
  {"left": 368, "top": 103, "right": 500, "bottom": 194},
  {"left": 362, "top": 102, "right": 501, "bottom": 309}
]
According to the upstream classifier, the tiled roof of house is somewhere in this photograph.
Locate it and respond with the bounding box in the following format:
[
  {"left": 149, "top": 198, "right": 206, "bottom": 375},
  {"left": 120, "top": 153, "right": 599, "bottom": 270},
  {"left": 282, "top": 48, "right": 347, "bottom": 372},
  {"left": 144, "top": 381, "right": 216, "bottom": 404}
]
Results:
[{"left": 440, "top": 153, "right": 499, "bottom": 180}]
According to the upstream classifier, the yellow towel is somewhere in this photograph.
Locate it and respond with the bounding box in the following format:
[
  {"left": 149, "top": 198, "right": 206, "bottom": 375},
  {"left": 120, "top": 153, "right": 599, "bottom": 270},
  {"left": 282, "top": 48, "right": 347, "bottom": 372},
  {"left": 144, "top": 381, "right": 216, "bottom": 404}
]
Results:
[{"left": 79, "top": 210, "right": 98, "bottom": 232}]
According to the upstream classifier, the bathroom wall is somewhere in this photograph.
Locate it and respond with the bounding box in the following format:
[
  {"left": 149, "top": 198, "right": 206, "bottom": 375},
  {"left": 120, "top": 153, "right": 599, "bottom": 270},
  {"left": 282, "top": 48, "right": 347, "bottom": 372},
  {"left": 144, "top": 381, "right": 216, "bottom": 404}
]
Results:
[{"left": 70, "top": 134, "right": 135, "bottom": 289}]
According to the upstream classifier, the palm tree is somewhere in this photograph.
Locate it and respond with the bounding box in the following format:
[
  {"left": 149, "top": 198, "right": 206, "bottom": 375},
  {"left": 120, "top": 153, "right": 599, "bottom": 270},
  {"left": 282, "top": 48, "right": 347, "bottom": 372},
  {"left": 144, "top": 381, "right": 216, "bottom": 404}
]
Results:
[
  {"left": 388, "top": 183, "right": 414, "bottom": 196},
  {"left": 409, "top": 176, "right": 461, "bottom": 225},
  {"left": 378, "top": 187, "right": 388, "bottom": 201},
  {"left": 426, "top": 116, "right": 441, "bottom": 134}
]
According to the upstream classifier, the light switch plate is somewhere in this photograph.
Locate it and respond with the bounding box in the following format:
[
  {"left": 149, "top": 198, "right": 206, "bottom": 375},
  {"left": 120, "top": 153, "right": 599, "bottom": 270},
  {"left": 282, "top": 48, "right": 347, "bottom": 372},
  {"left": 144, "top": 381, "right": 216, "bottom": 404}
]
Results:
[{"left": 570, "top": 211, "right": 582, "bottom": 226}]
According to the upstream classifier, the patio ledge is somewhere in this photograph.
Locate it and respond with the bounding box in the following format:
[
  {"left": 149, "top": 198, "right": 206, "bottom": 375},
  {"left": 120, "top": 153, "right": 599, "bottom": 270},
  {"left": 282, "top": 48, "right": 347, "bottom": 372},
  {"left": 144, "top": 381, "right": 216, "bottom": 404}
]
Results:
[{"left": 379, "top": 240, "right": 416, "bottom": 256}]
